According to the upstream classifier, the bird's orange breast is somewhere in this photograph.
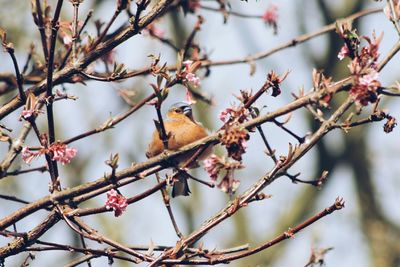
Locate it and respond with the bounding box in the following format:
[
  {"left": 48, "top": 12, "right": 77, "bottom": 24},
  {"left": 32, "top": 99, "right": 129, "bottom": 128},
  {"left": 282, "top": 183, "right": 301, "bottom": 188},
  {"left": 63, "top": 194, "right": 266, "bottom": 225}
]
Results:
[{"left": 146, "top": 115, "right": 208, "bottom": 158}]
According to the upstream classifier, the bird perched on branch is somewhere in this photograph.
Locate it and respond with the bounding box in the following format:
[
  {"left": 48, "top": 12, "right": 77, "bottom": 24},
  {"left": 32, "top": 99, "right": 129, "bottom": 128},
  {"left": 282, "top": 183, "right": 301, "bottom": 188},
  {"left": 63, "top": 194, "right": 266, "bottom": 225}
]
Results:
[{"left": 146, "top": 102, "right": 210, "bottom": 197}]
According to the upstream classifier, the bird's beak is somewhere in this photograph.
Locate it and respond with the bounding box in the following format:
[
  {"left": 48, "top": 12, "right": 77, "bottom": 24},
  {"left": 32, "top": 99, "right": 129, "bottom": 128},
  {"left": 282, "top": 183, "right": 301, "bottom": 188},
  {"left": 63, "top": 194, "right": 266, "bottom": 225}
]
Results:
[
  {"left": 183, "top": 105, "right": 192, "bottom": 115},
  {"left": 183, "top": 106, "right": 194, "bottom": 120}
]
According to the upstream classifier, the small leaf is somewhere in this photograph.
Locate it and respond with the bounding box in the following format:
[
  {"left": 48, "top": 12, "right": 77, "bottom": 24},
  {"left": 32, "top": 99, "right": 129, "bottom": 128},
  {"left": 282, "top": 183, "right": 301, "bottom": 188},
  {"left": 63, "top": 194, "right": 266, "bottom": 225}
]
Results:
[
  {"left": 157, "top": 75, "right": 163, "bottom": 88},
  {"left": 111, "top": 153, "right": 119, "bottom": 168},
  {"left": 189, "top": 61, "right": 202, "bottom": 73},
  {"left": 25, "top": 93, "right": 38, "bottom": 111},
  {"left": 176, "top": 50, "right": 184, "bottom": 74},
  {"left": 0, "top": 131, "right": 10, "bottom": 143},
  {"left": 249, "top": 61, "right": 256, "bottom": 76},
  {"left": 99, "top": 116, "right": 114, "bottom": 130},
  {"left": 147, "top": 239, "right": 155, "bottom": 256},
  {"left": 118, "top": 89, "right": 136, "bottom": 106},
  {"left": 150, "top": 83, "right": 160, "bottom": 99},
  {"left": 161, "top": 87, "right": 169, "bottom": 101}
]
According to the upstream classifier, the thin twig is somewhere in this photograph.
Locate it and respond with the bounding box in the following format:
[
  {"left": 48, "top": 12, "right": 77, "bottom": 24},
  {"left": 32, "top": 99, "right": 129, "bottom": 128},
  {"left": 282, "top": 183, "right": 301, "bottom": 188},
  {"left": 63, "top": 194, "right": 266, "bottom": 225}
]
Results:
[
  {"left": 71, "top": 1, "right": 80, "bottom": 62},
  {"left": 71, "top": 217, "right": 153, "bottom": 262},
  {"left": 183, "top": 15, "right": 204, "bottom": 59},
  {"left": 91, "top": 7, "right": 122, "bottom": 49},
  {"left": 4, "top": 166, "right": 47, "bottom": 177},
  {"left": 58, "top": 9, "right": 93, "bottom": 70},
  {"left": 155, "top": 173, "right": 183, "bottom": 238},
  {"left": 34, "top": 0, "right": 49, "bottom": 61},
  {"left": 44, "top": 0, "right": 64, "bottom": 187},
  {"left": 387, "top": 0, "right": 400, "bottom": 37},
  {"left": 22, "top": 44, "right": 34, "bottom": 75},
  {"left": 0, "top": 211, "right": 60, "bottom": 258},
  {"left": 159, "top": 198, "right": 344, "bottom": 265},
  {"left": 0, "top": 194, "right": 30, "bottom": 205},
  {"left": 5, "top": 46, "right": 26, "bottom": 102},
  {"left": 200, "top": 5, "right": 262, "bottom": 19}
]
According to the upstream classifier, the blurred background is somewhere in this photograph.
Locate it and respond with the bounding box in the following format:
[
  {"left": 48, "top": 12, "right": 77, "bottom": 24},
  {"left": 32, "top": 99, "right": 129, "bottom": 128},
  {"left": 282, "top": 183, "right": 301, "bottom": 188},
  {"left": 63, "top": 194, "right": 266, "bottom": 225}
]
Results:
[{"left": 0, "top": 0, "right": 399, "bottom": 266}]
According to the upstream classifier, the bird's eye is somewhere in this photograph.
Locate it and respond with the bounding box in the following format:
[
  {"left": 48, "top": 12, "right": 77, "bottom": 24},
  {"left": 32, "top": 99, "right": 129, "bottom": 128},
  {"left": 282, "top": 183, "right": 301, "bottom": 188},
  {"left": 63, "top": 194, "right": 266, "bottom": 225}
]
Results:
[{"left": 175, "top": 108, "right": 183, "bottom": 113}]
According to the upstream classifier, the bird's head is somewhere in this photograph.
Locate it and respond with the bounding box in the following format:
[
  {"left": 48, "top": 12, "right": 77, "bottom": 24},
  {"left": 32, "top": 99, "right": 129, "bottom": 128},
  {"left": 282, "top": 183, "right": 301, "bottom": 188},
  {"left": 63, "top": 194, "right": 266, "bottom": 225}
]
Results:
[{"left": 167, "top": 102, "right": 194, "bottom": 121}]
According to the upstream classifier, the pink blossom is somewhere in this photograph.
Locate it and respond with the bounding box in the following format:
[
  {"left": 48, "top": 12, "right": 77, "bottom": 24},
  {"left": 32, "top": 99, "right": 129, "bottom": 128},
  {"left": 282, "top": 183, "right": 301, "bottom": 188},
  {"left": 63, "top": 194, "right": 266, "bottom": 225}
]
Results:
[
  {"left": 182, "top": 60, "right": 201, "bottom": 87},
  {"left": 218, "top": 106, "right": 250, "bottom": 124},
  {"left": 105, "top": 189, "right": 128, "bottom": 217},
  {"left": 145, "top": 23, "right": 165, "bottom": 39},
  {"left": 203, "top": 154, "right": 223, "bottom": 181},
  {"left": 185, "top": 88, "right": 196, "bottom": 104},
  {"left": 21, "top": 147, "right": 42, "bottom": 165},
  {"left": 267, "top": 70, "right": 289, "bottom": 97},
  {"left": 183, "top": 60, "right": 193, "bottom": 67},
  {"left": 350, "top": 70, "right": 381, "bottom": 106},
  {"left": 20, "top": 93, "right": 43, "bottom": 120},
  {"left": 63, "top": 35, "right": 73, "bottom": 47},
  {"left": 338, "top": 44, "right": 350, "bottom": 60},
  {"left": 21, "top": 110, "right": 36, "bottom": 119},
  {"left": 48, "top": 142, "right": 77, "bottom": 165},
  {"left": 151, "top": 27, "right": 165, "bottom": 39},
  {"left": 241, "top": 139, "right": 248, "bottom": 150},
  {"left": 20, "top": 108, "right": 43, "bottom": 120},
  {"left": 203, "top": 155, "right": 244, "bottom": 193},
  {"left": 361, "top": 32, "right": 383, "bottom": 65},
  {"left": 220, "top": 127, "right": 249, "bottom": 161},
  {"left": 359, "top": 70, "right": 379, "bottom": 88},
  {"left": 262, "top": 3, "right": 278, "bottom": 33},
  {"left": 219, "top": 108, "right": 231, "bottom": 123},
  {"left": 185, "top": 72, "right": 201, "bottom": 87}
]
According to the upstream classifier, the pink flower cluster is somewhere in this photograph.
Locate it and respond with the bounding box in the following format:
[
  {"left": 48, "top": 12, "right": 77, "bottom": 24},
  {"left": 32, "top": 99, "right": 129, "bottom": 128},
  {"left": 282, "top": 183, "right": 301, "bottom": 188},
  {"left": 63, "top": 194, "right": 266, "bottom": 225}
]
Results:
[
  {"left": 203, "top": 155, "right": 223, "bottom": 180},
  {"left": 185, "top": 88, "right": 196, "bottom": 105},
  {"left": 21, "top": 147, "right": 42, "bottom": 165},
  {"left": 203, "top": 154, "right": 243, "bottom": 194},
  {"left": 21, "top": 142, "right": 77, "bottom": 165},
  {"left": 182, "top": 60, "right": 201, "bottom": 87},
  {"left": 48, "top": 142, "right": 78, "bottom": 165},
  {"left": 350, "top": 70, "right": 380, "bottom": 106},
  {"left": 267, "top": 70, "right": 288, "bottom": 97},
  {"left": 337, "top": 27, "right": 383, "bottom": 106},
  {"left": 219, "top": 105, "right": 250, "bottom": 124},
  {"left": 21, "top": 109, "right": 38, "bottom": 120},
  {"left": 262, "top": 3, "right": 278, "bottom": 34},
  {"left": 348, "top": 32, "right": 383, "bottom": 106},
  {"left": 145, "top": 23, "right": 165, "bottom": 39},
  {"left": 105, "top": 189, "right": 128, "bottom": 217},
  {"left": 220, "top": 127, "right": 249, "bottom": 161},
  {"left": 20, "top": 93, "right": 43, "bottom": 120},
  {"left": 338, "top": 44, "right": 350, "bottom": 60}
]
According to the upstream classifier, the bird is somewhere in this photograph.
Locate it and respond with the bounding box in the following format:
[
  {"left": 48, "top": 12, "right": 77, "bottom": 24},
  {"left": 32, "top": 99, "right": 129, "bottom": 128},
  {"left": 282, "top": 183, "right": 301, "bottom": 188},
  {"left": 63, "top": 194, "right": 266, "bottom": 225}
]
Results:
[{"left": 146, "top": 102, "right": 209, "bottom": 197}]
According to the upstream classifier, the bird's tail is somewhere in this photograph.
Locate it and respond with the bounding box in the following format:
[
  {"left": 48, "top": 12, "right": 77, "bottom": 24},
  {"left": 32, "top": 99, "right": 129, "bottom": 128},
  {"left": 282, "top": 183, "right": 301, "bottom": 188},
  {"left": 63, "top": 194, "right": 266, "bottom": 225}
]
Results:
[{"left": 171, "top": 171, "right": 191, "bottom": 197}]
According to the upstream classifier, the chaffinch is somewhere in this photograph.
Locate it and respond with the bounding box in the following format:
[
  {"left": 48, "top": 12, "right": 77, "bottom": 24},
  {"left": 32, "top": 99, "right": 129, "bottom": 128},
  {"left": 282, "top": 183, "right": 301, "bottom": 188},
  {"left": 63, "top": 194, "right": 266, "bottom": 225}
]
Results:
[{"left": 146, "top": 102, "right": 209, "bottom": 197}]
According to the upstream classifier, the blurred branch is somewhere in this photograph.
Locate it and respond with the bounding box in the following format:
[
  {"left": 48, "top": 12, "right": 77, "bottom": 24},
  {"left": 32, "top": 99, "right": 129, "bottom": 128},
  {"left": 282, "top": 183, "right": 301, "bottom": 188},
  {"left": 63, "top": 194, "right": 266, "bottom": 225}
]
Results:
[{"left": 0, "top": 0, "right": 175, "bottom": 119}]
